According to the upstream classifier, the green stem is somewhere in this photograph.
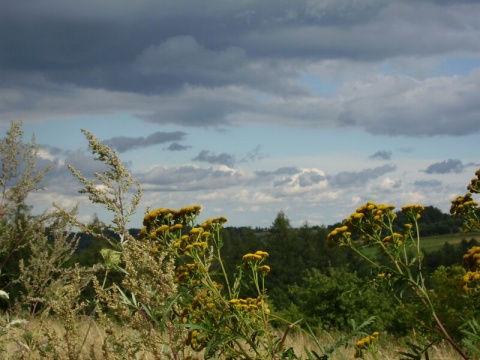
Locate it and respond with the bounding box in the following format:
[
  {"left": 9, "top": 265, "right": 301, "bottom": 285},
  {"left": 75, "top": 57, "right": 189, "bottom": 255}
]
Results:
[
  {"left": 349, "top": 244, "right": 379, "bottom": 269},
  {"left": 216, "top": 245, "right": 232, "bottom": 298},
  {"left": 102, "top": 269, "right": 109, "bottom": 289}
]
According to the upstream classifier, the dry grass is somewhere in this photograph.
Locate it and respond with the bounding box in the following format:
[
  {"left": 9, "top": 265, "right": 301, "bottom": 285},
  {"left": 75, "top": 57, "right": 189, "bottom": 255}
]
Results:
[
  {"left": 280, "top": 329, "right": 466, "bottom": 360},
  {"left": 1, "top": 317, "right": 467, "bottom": 359}
]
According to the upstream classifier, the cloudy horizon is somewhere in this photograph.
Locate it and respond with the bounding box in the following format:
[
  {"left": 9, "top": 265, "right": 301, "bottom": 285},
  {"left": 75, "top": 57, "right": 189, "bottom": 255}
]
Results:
[{"left": 2, "top": 0, "right": 480, "bottom": 228}]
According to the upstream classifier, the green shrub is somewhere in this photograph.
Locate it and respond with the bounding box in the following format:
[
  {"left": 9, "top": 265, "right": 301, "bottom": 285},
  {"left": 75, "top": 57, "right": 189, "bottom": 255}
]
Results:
[{"left": 287, "top": 267, "right": 410, "bottom": 335}]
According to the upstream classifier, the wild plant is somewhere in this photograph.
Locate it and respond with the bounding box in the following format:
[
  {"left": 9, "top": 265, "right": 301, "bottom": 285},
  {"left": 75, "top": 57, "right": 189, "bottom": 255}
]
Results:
[
  {"left": 54, "top": 129, "right": 387, "bottom": 359},
  {"left": 451, "top": 169, "right": 480, "bottom": 357},
  {"left": 0, "top": 121, "right": 87, "bottom": 358},
  {"left": 0, "top": 121, "right": 52, "bottom": 298},
  {"left": 137, "top": 206, "right": 281, "bottom": 358},
  {"left": 327, "top": 168, "right": 480, "bottom": 359},
  {"left": 65, "top": 129, "right": 142, "bottom": 249}
]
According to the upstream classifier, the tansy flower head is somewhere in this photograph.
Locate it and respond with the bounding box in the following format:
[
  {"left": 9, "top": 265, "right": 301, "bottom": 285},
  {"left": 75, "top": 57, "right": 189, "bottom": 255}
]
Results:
[
  {"left": 190, "top": 227, "right": 204, "bottom": 234},
  {"left": 170, "top": 223, "right": 183, "bottom": 231},
  {"left": 255, "top": 250, "right": 269, "bottom": 259},
  {"left": 258, "top": 265, "right": 271, "bottom": 275},
  {"left": 242, "top": 253, "right": 262, "bottom": 262}
]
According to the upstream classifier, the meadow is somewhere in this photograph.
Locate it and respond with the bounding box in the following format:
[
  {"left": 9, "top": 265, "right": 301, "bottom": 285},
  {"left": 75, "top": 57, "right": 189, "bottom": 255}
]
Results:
[
  {"left": 1, "top": 121, "right": 480, "bottom": 359},
  {"left": 0, "top": 318, "right": 466, "bottom": 359},
  {"left": 361, "top": 232, "right": 480, "bottom": 257}
]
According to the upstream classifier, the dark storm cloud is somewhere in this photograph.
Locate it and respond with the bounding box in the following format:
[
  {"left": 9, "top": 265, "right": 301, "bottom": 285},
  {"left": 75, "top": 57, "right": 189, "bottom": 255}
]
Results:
[
  {"left": 193, "top": 150, "right": 236, "bottom": 168},
  {"left": 0, "top": 1, "right": 306, "bottom": 95},
  {"left": 2, "top": 0, "right": 480, "bottom": 135},
  {"left": 338, "top": 70, "right": 480, "bottom": 136},
  {"left": 3, "top": 0, "right": 478, "bottom": 92},
  {"left": 103, "top": 131, "right": 186, "bottom": 152},
  {"left": 369, "top": 150, "right": 392, "bottom": 160},
  {"left": 423, "top": 159, "right": 465, "bottom": 174},
  {"left": 331, "top": 164, "right": 396, "bottom": 187},
  {"left": 135, "top": 88, "right": 252, "bottom": 127}
]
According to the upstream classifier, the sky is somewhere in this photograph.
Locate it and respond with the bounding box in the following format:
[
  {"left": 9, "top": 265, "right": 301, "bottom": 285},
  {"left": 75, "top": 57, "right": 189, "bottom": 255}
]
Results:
[{"left": 1, "top": 0, "right": 480, "bottom": 229}]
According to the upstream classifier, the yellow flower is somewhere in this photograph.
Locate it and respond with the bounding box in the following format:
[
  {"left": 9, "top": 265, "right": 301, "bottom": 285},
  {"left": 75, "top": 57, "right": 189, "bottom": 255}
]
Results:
[
  {"left": 193, "top": 241, "right": 208, "bottom": 248},
  {"left": 170, "top": 223, "right": 183, "bottom": 231},
  {"left": 242, "top": 253, "right": 262, "bottom": 262},
  {"left": 190, "top": 227, "right": 204, "bottom": 234},
  {"left": 255, "top": 250, "right": 269, "bottom": 258},
  {"left": 356, "top": 332, "right": 379, "bottom": 349},
  {"left": 155, "top": 225, "right": 170, "bottom": 233},
  {"left": 258, "top": 265, "right": 271, "bottom": 274},
  {"left": 402, "top": 204, "right": 424, "bottom": 211},
  {"left": 378, "top": 204, "right": 395, "bottom": 211}
]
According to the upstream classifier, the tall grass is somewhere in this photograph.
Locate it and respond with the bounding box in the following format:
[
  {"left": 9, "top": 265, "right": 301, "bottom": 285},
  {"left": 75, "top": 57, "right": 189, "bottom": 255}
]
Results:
[{"left": 1, "top": 317, "right": 466, "bottom": 360}]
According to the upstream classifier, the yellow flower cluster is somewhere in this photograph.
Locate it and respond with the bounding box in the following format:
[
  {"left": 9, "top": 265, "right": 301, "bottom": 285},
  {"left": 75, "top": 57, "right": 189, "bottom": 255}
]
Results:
[
  {"left": 355, "top": 202, "right": 396, "bottom": 221},
  {"left": 461, "top": 270, "right": 480, "bottom": 293},
  {"left": 467, "top": 169, "right": 480, "bottom": 194},
  {"left": 174, "top": 263, "right": 198, "bottom": 283},
  {"left": 140, "top": 205, "right": 228, "bottom": 258},
  {"left": 356, "top": 331, "right": 380, "bottom": 348},
  {"left": 181, "top": 287, "right": 268, "bottom": 352},
  {"left": 401, "top": 204, "right": 425, "bottom": 223},
  {"left": 355, "top": 332, "right": 380, "bottom": 358},
  {"left": 401, "top": 204, "right": 425, "bottom": 213},
  {"left": 141, "top": 205, "right": 202, "bottom": 238},
  {"left": 461, "top": 247, "right": 480, "bottom": 292},
  {"left": 382, "top": 233, "right": 404, "bottom": 247},
  {"left": 258, "top": 265, "right": 271, "bottom": 275},
  {"left": 201, "top": 216, "right": 228, "bottom": 232},
  {"left": 327, "top": 225, "right": 351, "bottom": 247},
  {"left": 462, "top": 246, "right": 480, "bottom": 271},
  {"left": 181, "top": 287, "right": 223, "bottom": 351},
  {"left": 242, "top": 250, "right": 269, "bottom": 263},
  {"left": 186, "top": 329, "right": 211, "bottom": 352},
  {"left": 242, "top": 251, "right": 271, "bottom": 276},
  {"left": 450, "top": 193, "right": 479, "bottom": 218},
  {"left": 170, "top": 226, "right": 215, "bottom": 256},
  {"left": 327, "top": 202, "right": 396, "bottom": 246},
  {"left": 229, "top": 296, "right": 270, "bottom": 314}
]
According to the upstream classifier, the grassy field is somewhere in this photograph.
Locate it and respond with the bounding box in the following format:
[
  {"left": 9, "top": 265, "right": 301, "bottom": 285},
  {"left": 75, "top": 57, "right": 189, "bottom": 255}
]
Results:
[
  {"left": 361, "top": 232, "right": 480, "bottom": 258},
  {"left": 1, "top": 317, "right": 466, "bottom": 359},
  {"left": 419, "top": 232, "right": 480, "bottom": 252}
]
